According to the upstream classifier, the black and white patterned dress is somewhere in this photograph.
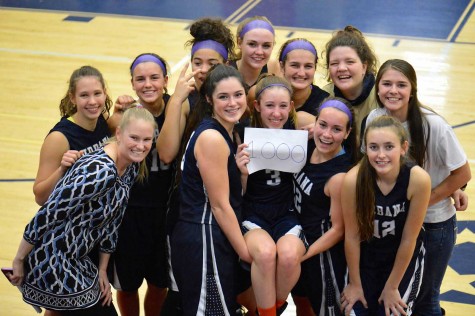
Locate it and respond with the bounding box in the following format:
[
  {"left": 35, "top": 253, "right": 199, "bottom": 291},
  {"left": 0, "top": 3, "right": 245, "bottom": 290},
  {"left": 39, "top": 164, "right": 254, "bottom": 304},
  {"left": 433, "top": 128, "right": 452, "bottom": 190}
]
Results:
[{"left": 21, "top": 148, "right": 138, "bottom": 310}]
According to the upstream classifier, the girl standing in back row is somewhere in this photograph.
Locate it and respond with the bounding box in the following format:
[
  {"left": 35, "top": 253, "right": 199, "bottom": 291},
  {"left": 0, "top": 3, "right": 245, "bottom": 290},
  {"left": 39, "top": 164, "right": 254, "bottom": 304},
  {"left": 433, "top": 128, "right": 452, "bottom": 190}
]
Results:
[
  {"left": 112, "top": 53, "right": 173, "bottom": 316},
  {"left": 323, "top": 25, "right": 378, "bottom": 143}
]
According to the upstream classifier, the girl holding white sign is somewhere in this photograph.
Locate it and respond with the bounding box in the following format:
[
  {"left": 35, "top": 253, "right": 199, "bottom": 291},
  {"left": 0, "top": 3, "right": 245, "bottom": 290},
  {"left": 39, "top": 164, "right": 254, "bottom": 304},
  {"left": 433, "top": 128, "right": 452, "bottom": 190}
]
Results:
[
  {"left": 236, "top": 75, "right": 314, "bottom": 316},
  {"left": 293, "top": 97, "right": 357, "bottom": 316}
]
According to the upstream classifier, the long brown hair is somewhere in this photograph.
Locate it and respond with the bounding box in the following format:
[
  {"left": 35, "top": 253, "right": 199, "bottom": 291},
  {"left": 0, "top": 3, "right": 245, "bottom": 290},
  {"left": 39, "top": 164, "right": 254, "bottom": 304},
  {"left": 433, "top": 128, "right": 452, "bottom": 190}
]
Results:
[
  {"left": 176, "top": 64, "right": 247, "bottom": 182},
  {"left": 375, "top": 59, "right": 433, "bottom": 167},
  {"left": 356, "top": 115, "right": 408, "bottom": 241}
]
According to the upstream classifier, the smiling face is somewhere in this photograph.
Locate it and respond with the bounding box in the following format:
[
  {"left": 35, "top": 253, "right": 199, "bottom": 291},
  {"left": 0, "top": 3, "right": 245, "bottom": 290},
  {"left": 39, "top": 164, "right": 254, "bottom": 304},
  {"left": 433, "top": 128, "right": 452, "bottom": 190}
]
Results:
[
  {"left": 70, "top": 76, "right": 106, "bottom": 121},
  {"left": 131, "top": 61, "right": 167, "bottom": 106},
  {"left": 254, "top": 87, "right": 292, "bottom": 129},
  {"left": 377, "top": 68, "right": 412, "bottom": 121},
  {"left": 116, "top": 117, "right": 155, "bottom": 164},
  {"left": 328, "top": 46, "right": 367, "bottom": 100},
  {"left": 314, "top": 107, "right": 350, "bottom": 157},
  {"left": 281, "top": 49, "right": 316, "bottom": 91},
  {"left": 238, "top": 28, "right": 274, "bottom": 70},
  {"left": 365, "top": 126, "right": 408, "bottom": 178},
  {"left": 208, "top": 77, "right": 247, "bottom": 129},
  {"left": 191, "top": 48, "right": 224, "bottom": 89}
]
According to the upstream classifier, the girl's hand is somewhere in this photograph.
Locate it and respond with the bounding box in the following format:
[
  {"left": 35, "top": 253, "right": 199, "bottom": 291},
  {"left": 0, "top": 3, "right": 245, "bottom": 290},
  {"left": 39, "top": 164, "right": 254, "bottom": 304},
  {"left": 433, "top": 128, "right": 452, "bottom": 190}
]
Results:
[
  {"left": 173, "top": 63, "right": 201, "bottom": 102},
  {"left": 300, "top": 123, "right": 314, "bottom": 139},
  {"left": 451, "top": 189, "right": 468, "bottom": 211},
  {"left": 98, "top": 269, "right": 113, "bottom": 306},
  {"left": 60, "top": 150, "right": 83, "bottom": 172},
  {"left": 378, "top": 287, "right": 407, "bottom": 316},
  {"left": 235, "top": 144, "right": 250, "bottom": 175},
  {"left": 9, "top": 257, "right": 25, "bottom": 286},
  {"left": 341, "top": 283, "right": 367, "bottom": 315},
  {"left": 113, "top": 95, "right": 137, "bottom": 113}
]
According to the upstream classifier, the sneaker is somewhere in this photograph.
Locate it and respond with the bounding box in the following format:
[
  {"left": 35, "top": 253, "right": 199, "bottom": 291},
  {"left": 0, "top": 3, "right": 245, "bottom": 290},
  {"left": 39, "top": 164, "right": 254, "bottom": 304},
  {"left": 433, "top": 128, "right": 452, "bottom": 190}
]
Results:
[{"left": 441, "top": 307, "right": 446, "bottom": 315}]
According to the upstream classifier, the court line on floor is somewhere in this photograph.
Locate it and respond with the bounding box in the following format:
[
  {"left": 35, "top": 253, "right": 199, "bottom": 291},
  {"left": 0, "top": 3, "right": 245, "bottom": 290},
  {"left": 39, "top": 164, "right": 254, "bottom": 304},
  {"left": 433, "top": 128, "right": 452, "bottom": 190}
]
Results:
[
  {"left": 0, "top": 47, "right": 130, "bottom": 63},
  {"left": 447, "top": 0, "right": 475, "bottom": 42}
]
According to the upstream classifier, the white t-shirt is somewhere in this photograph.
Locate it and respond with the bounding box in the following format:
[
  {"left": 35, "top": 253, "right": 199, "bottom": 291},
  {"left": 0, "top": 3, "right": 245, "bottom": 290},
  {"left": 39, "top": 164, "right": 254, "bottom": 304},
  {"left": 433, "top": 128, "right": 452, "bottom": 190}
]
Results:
[{"left": 364, "top": 107, "right": 467, "bottom": 223}]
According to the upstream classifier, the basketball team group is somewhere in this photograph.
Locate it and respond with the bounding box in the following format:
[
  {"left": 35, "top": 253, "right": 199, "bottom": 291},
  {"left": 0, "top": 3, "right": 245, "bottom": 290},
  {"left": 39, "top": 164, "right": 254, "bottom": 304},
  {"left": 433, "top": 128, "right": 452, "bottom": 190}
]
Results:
[{"left": 4, "top": 15, "right": 471, "bottom": 316}]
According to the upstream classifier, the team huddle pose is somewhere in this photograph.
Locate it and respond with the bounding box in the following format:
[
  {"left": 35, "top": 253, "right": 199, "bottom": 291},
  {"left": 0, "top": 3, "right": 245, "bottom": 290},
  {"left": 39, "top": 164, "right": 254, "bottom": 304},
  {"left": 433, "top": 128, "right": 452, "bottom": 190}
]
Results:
[{"left": 5, "top": 15, "right": 471, "bottom": 316}]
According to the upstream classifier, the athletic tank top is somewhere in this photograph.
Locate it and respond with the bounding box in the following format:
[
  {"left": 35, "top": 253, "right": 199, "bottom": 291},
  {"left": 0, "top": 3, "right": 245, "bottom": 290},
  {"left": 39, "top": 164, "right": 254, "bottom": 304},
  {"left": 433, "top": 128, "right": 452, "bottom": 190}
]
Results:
[
  {"left": 179, "top": 117, "right": 242, "bottom": 225},
  {"left": 296, "top": 84, "right": 330, "bottom": 115},
  {"left": 361, "top": 163, "right": 418, "bottom": 265},
  {"left": 293, "top": 152, "right": 351, "bottom": 238},
  {"left": 229, "top": 60, "right": 269, "bottom": 89},
  {"left": 49, "top": 114, "right": 110, "bottom": 154}
]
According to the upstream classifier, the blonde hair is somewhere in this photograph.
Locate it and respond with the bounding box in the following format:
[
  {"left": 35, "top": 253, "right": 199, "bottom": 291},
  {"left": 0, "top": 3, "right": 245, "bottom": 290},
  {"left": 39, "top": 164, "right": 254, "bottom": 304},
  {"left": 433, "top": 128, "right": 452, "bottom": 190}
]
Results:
[{"left": 117, "top": 106, "right": 157, "bottom": 182}]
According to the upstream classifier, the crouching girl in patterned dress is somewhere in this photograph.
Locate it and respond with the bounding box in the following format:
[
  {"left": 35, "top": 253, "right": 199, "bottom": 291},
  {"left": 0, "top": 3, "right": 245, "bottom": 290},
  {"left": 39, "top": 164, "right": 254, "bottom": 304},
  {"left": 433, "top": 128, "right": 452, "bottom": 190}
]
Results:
[{"left": 7, "top": 107, "right": 156, "bottom": 316}]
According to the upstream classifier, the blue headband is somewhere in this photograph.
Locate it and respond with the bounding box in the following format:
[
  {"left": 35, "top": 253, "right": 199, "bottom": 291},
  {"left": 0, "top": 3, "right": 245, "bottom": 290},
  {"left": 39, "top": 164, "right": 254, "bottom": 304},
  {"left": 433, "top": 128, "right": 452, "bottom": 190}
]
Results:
[
  {"left": 239, "top": 20, "right": 275, "bottom": 38},
  {"left": 256, "top": 83, "right": 292, "bottom": 99},
  {"left": 131, "top": 54, "right": 167, "bottom": 76},
  {"left": 191, "top": 40, "right": 228, "bottom": 61},
  {"left": 318, "top": 99, "right": 353, "bottom": 125},
  {"left": 280, "top": 40, "right": 317, "bottom": 61}
]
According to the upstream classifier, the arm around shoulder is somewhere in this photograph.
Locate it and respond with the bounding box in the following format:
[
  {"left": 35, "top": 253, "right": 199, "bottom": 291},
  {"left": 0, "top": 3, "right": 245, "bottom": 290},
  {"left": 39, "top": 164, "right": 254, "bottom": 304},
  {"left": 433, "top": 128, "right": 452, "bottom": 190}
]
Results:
[{"left": 33, "top": 131, "right": 71, "bottom": 205}]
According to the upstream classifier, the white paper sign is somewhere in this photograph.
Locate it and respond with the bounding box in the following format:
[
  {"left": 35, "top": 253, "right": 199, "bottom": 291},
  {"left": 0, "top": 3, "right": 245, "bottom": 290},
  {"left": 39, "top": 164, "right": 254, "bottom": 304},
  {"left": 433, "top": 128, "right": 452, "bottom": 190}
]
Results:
[{"left": 243, "top": 127, "right": 308, "bottom": 174}]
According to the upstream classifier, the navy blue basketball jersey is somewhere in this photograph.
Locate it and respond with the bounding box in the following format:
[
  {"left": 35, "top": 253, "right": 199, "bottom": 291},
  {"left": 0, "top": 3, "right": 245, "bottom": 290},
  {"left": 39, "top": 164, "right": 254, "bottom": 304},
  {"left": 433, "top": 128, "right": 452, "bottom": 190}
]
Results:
[
  {"left": 179, "top": 117, "right": 242, "bottom": 225},
  {"left": 244, "top": 168, "right": 293, "bottom": 222},
  {"left": 187, "top": 89, "right": 199, "bottom": 115},
  {"left": 127, "top": 94, "right": 173, "bottom": 208},
  {"left": 293, "top": 152, "right": 351, "bottom": 238},
  {"left": 297, "top": 84, "right": 330, "bottom": 115},
  {"left": 49, "top": 114, "right": 110, "bottom": 154},
  {"left": 229, "top": 60, "right": 268, "bottom": 88},
  {"left": 361, "top": 163, "right": 417, "bottom": 264}
]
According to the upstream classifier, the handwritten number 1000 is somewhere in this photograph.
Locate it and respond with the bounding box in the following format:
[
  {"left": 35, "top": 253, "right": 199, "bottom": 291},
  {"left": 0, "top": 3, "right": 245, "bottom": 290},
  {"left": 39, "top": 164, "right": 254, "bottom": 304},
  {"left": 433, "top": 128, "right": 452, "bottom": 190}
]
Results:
[{"left": 248, "top": 141, "right": 305, "bottom": 163}]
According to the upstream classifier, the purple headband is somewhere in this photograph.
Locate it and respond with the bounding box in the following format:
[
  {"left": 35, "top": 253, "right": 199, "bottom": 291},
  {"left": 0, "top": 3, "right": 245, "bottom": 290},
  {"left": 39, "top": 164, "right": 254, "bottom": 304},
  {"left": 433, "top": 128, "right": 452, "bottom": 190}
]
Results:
[
  {"left": 191, "top": 40, "right": 228, "bottom": 61},
  {"left": 318, "top": 99, "right": 353, "bottom": 125},
  {"left": 280, "top": 40, "right": 317, "bottom": 61},
  {"left": 131, "top": 54, "right": 167, "bottom": 76},
  {"left": 256, "top": 83, "right": 292, "bottom": 99},
  {"left": 239, "top": 19, "right": 275, "bottom": 38}
]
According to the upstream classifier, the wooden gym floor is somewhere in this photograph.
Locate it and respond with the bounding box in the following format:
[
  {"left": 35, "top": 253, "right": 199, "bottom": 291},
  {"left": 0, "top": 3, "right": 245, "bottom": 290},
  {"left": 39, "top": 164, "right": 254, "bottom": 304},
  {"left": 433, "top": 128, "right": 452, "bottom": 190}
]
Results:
[{"left": 0, "top": 1, "right": 474, "bottom": 315}]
